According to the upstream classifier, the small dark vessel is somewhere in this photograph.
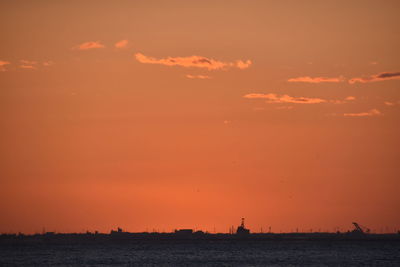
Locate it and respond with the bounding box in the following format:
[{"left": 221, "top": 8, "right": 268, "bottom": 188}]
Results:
[{"left": 236, "top": 218, "right": 250, "bottom": 235}]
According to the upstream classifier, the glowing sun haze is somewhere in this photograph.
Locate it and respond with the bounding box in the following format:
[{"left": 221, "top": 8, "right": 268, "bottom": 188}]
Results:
[{"left": 0, "top": 0, "right": 399, "bottom": 234}]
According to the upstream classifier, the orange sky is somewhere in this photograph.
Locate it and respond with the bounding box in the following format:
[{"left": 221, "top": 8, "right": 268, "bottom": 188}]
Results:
[{"left": 1, "top": 0, "right": 399, "bottom": 234}]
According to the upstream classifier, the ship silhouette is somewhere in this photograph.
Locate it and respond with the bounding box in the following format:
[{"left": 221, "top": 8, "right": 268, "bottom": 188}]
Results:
[{"left": 236, "top": 218, "right": 250, "bottom": 236}]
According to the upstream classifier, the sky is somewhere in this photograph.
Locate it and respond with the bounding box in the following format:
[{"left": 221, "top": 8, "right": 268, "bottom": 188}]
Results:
[{"left": 1, "top": 0, "right": 399, "bottom": 234}]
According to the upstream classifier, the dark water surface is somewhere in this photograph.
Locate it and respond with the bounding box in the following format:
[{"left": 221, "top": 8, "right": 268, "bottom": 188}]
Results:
[{"left": 1, "top": 240, "right": 399, "bottom": 266}]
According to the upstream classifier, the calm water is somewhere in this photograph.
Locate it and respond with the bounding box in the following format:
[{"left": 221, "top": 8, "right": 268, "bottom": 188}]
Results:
[{"left": 1, "top": 240, "right": 399, "bottom": 266}]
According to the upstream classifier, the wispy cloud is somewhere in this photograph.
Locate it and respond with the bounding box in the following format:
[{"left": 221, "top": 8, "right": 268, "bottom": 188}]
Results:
[
  {"left": 384, "top": 101, "right": 395, "bottom": 106},
  {"left": 349, "top": 71, "right": 400, "bottom": 84},
  {"left": 186, "top": 74, "right": 211, "bottom": 79},
  {"left": 243, "top": 93, "right": 327, "bottom": 104},
  {"left": 288, "top": 76, "right": 343, "bottom": 83},
  {"left": 135, "top": 53, "right": 251, "bottom": 70},
  {"left": 43, "top": 61, "right": 54, "bottom": 67},
  {"left": 236, "top": 60, "right": 252, "bottom": 69},
  {"left": 19, "top": 60, "right": 37, "bottom": 70},
  {"left": 343, "top": 109, "right": 382, "bottom": 117},
  {"left": 20, "top": 65, "right": 36, "bottom": 70},
  {"left": 72, "top": 41, "right": 105, "bottom": 51},
  {"left": 0, "top": 60, "right": 10, "bottom": 71},
  {"left": 330, "top": 96, "right": 356, "bottom": 104},
  {"left": 20, "top": 60, "right": 37, "bottom": 65},
  {"left": 115, "top": 40, "right": 128, "bottom": 49},
  {"left": 244, "top": 93, "right": 356, "bottom": 105}
]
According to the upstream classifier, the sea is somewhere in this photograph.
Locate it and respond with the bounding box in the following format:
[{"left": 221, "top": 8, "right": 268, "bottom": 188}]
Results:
[{"left": 1, "top": 240, "right": 399, "bottom": 266}]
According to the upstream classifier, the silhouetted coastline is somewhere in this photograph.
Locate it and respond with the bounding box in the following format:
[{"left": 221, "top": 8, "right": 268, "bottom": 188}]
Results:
[{"left": 2, "top": 220, "right": 399, "bottom": 245}]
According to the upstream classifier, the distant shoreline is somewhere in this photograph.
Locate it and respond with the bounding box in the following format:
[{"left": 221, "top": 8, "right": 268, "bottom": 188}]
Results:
[{"left": 2, "top": 232, "right": 400, "bottom": 244}]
